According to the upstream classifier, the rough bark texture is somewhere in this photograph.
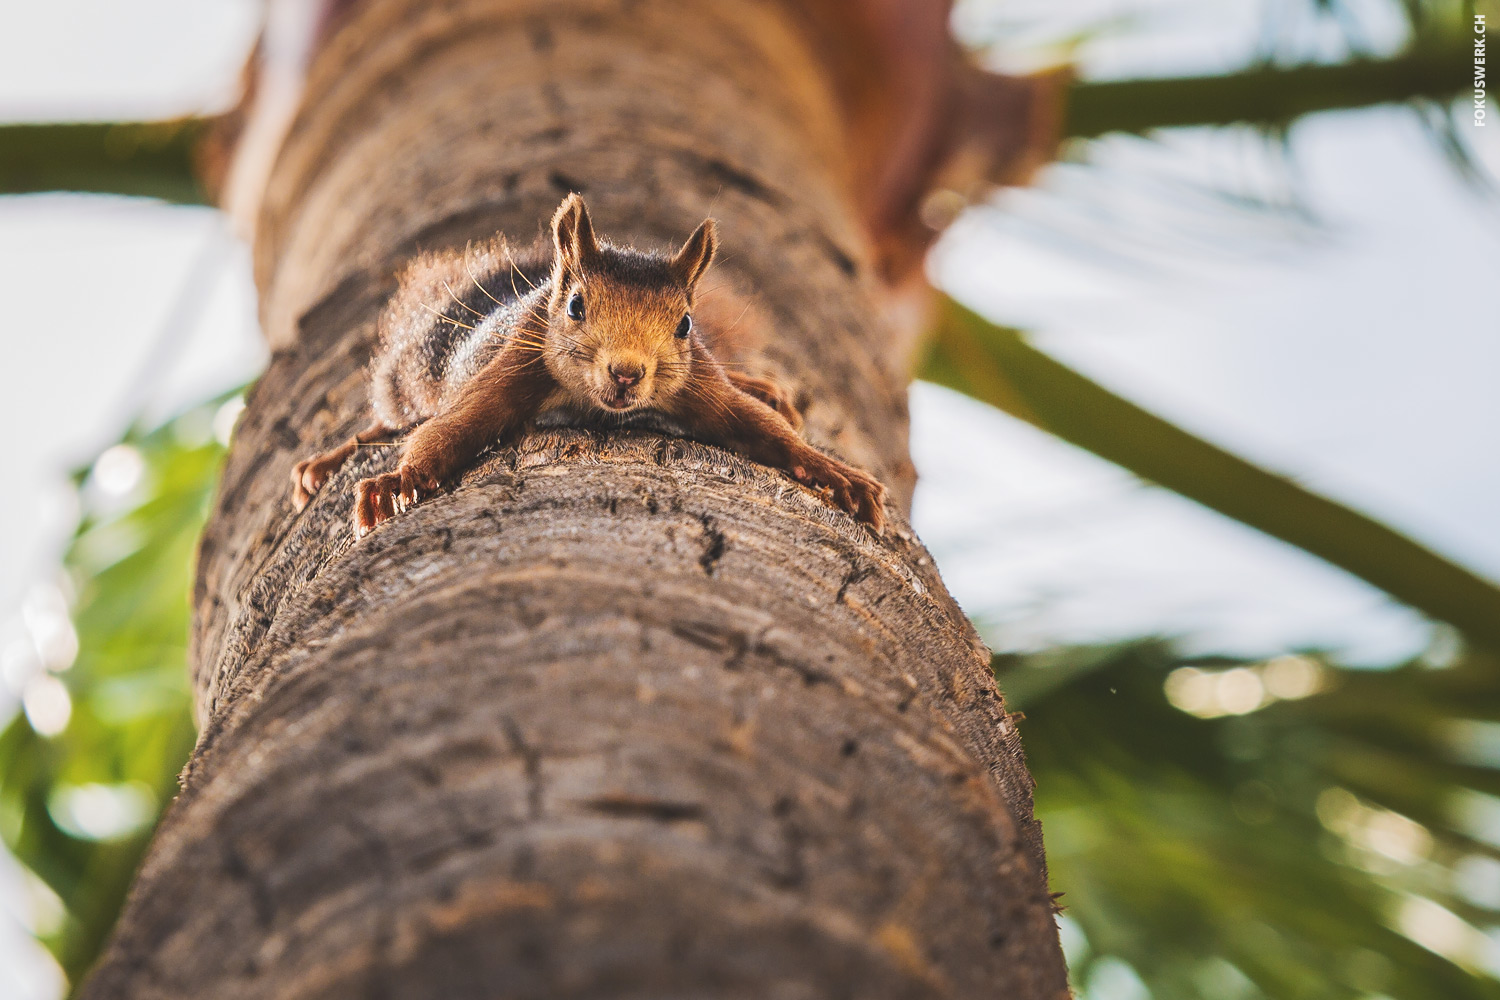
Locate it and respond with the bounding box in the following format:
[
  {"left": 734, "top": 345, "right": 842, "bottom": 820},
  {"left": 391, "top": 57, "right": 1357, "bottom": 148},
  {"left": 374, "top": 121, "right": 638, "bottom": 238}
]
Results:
[{"left": 80, "top": 1, "right": 1068, "bottom": 997}]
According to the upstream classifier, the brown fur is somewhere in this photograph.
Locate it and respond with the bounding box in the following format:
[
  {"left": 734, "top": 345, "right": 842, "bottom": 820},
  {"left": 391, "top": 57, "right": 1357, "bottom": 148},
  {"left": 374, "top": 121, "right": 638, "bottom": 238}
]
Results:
[{"left": 289, "top": 194, "right": 886, "bottom": 535}]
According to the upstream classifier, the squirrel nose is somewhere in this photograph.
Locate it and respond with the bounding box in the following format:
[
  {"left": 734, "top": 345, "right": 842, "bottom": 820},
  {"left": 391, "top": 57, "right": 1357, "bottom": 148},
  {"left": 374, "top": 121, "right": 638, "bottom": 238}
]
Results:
[{"left": 609, "top": 363, "right": 645, "bottom": 387}]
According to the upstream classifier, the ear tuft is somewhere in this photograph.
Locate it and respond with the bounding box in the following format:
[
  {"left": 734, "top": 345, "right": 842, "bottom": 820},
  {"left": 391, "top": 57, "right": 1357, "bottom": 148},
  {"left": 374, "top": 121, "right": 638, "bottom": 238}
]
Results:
[
  {"left": 669, "top": 218, "right": 718, "bottom": 291},
  {"left": 551, "top": 193, "right": 600, "bottom": 276}
]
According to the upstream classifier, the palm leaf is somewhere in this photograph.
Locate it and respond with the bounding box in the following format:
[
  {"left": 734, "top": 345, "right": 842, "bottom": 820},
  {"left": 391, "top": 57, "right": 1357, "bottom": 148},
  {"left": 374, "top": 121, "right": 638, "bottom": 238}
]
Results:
[
  {"left": 1001, "top": 642, "right": 1500, "bottom": 999},
  {"left": 1065, "top": 41, "right": 1471, "bottom": 138},
  {"left": 922, "top": 297, "right": 1500, "bottom": 651},
  {"left": 0, "top": 120, "right": 208, "bottom": 203}
]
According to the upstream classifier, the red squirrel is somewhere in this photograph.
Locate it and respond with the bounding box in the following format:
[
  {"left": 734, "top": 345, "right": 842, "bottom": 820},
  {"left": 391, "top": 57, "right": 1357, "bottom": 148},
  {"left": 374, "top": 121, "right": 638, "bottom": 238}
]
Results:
[{"left": 290, "top": 194, "right": 887, "bottom": 536}]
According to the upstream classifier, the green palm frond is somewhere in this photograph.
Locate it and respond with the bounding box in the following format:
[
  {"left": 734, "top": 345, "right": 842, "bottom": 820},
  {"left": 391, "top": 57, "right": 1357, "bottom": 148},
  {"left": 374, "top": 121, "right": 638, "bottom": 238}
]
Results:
[
  {"left": 0, "top": 120, "right": 208, "bottom": 203},
  {"left": 921, "top": 298, "right": 1500, "bottom": 651},
  {"left": 1003, "top": 642, "right": 1500, "bottom": 999},
  {"left": 1064, "top": 40, "right": 1470, "bottom": 138}
]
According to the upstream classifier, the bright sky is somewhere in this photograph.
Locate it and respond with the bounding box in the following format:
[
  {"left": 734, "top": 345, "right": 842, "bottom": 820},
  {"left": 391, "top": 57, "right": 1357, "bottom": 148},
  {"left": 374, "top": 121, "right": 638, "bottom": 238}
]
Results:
[
  {"left": 0, "top": 1, "right": 1496, "bottom": 996},
  {"left": 922, "top": 104, "right": 1500, "bottom": 662}
]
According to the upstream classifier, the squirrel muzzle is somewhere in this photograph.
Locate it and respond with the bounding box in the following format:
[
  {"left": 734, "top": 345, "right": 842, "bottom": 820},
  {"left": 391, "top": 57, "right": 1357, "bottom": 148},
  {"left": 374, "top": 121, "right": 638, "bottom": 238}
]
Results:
[{"left": 595, "top": 350, "right": 656, "bottom": 410}]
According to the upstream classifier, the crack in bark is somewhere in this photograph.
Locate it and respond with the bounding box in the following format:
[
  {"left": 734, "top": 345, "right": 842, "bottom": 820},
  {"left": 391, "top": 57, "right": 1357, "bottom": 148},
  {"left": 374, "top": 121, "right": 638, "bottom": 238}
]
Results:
[
  {"left": 836, "top": 563, "right": 876, "bottom": 604},
  {"left": 501, "top": 716, "right": 544, "bottom": 821},
  {"left": 547, "top": 168, "right": 584, "bottom": 194},
  {"left": 767, "top": 794, "right": 808, "bottom": 889},
  {"left": 696, "top": 513, "right": 727, "bottom": 575},
  {"left": 696, "top": 154, "right": 785, "bottom": 207},
  {"left": 220, "top": 839, "right": 277, "bottom": 931},
  {"left": 578, "top": 795, "right": 706, "bottom": 823}
]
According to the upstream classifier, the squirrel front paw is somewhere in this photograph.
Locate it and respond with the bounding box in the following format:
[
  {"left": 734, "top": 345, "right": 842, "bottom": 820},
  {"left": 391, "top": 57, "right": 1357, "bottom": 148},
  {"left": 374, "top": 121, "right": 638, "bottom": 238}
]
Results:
[
  {"left": 790, "top": 453, "right": 887, "bottom": 533},
  {"left": 352, "top": 463, "right": 438, "bottom": 537},
  {"left": 291, "top": 452, "right": 347, "bottom": 511}
]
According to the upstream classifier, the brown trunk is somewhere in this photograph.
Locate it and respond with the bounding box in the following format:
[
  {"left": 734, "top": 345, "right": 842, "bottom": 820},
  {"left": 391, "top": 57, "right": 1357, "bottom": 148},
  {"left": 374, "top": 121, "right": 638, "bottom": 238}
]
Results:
[{"left": 80, "top": 1, "right": 1067, "bottom": 996}]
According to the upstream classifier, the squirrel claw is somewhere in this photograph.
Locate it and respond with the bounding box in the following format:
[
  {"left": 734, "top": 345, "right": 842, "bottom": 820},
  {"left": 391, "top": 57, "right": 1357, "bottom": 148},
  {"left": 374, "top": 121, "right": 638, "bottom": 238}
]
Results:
[
  {"left": 847, "top": 470, "right": 887, "bottom": 534},
  {"left": 789, "top": 453, "right": 885, "bottom": 532},
  {"left": 291, "top": 451, "right": 351, "bottom": 511},
  {"left": 352, "top": 463, "right": 437, "bottom": 538},
  {"left": 290, "top": 459, "right": 318, "bottom": 511},
  {"left": 353, "top": 471, "right": 398, "bottom": 536}
]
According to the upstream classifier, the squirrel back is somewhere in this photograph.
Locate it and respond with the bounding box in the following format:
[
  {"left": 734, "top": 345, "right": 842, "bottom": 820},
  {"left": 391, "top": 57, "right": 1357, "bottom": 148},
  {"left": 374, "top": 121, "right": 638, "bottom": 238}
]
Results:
[{"left": 371, "top": 237, "right": 552, "bottom": 429}]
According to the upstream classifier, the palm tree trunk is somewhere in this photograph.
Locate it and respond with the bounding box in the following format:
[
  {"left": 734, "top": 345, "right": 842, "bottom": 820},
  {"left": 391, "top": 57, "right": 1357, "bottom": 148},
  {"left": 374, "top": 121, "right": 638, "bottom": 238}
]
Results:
[{"left": 79, "top": 1, "right": 1067, "bottom": 996}]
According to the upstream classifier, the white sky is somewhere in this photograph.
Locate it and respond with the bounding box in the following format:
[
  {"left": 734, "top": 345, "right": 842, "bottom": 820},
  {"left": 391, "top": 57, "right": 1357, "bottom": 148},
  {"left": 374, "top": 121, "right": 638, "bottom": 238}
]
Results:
[
  {"left": 0, "top": 1, "right": 1496, "bottom": 996},
  {"left": 923, "top": 105, "right": 1500, "bottom": 662}
]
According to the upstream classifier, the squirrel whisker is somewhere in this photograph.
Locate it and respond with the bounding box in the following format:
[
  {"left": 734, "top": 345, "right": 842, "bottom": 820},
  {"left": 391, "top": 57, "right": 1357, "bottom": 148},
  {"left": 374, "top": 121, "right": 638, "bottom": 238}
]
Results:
[
  {"left": 416, "top": 302, "right": 476, "bottom": 330},
  {"left": 506, "top": 256, "right": 545, "bottom": 301},
  {"left": 465, "top": 262, "right": 506, "bottom": 307},
  {"left": 442, "top": 279, "right": 488, "bottom": 318},
  {"left": 503, "top": 246, "right": 540, "bottom": 291}
]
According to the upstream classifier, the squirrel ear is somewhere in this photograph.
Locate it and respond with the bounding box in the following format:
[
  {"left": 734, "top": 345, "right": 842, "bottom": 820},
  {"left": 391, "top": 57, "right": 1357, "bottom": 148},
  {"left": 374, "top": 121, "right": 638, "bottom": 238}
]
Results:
[
  {"left": 551, "top": 193, "right": 600, "bottom": 275},
  {"left": 669, "top": 218, "right": 718, "bottom": 290}
]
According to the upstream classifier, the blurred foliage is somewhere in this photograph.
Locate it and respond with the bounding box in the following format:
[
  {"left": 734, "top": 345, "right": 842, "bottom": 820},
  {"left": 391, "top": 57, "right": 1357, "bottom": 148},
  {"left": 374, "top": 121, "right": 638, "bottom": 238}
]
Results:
[
  {"left": 921, "top": 299, "right": 1500, "bottom": 652},
  {"left": 0, "top": 401, "right": 228, "bottom": 987},
  {"left": 1002, "top": 641, "right": 1500, "bottom": 998}
]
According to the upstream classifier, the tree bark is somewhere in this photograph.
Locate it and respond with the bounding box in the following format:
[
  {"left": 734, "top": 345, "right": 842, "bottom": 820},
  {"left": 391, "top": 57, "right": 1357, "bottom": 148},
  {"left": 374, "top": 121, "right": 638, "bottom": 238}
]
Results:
[{"left": 80, "top": 1, "right": 1067, "bottom": 997}]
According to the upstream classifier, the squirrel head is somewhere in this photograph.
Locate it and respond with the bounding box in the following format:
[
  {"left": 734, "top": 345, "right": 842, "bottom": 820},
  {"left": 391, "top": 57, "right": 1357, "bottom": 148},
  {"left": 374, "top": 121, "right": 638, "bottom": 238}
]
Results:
[{"left": 544, "top": 193, "right": 718, "bottom": 414}]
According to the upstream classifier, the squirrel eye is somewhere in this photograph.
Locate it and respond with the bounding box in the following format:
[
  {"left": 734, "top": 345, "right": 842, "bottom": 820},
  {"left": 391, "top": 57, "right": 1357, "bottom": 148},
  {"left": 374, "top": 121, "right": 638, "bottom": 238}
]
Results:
[
  {"left": 675, "top": 313, "right": 693, "bottom": 339},
  {"left": 567, "top": 291, "right": 585, "bottom": 322}
]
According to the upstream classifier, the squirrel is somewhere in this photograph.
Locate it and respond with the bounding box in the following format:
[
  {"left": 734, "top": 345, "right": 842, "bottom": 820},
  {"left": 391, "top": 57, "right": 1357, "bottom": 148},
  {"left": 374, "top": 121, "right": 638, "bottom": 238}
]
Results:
[{"left": 289, "top": 194, "right": 887, "bottom": 536}]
